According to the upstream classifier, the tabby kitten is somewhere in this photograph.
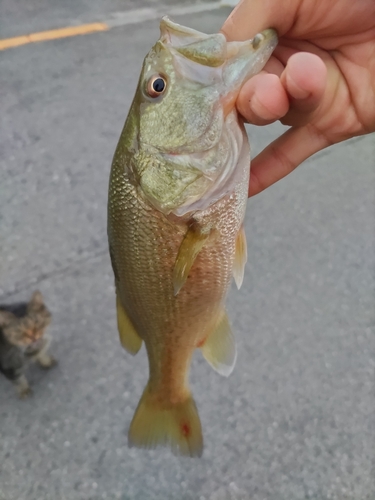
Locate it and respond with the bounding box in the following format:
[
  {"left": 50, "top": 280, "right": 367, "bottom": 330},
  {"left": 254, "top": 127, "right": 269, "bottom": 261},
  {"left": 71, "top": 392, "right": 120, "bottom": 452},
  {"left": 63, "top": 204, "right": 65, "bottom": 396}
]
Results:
[{"left": 0, "top": 290, "right": 56, "bottom": 398}]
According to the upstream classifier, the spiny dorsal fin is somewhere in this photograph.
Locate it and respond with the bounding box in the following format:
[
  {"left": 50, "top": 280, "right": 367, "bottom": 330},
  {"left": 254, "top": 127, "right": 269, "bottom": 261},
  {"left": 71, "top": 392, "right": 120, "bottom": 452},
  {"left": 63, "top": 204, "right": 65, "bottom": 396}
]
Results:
[
  {"left": 233, "top": 225, "right": 247, "bottom": 290},
  {"left": 116, "top": 293, "right": 143, "bottom": 355},
  {"left": 200, "top": 309, "right": 236, "bottom": 377},
  {"left": 173, "top": 223, "right": 211, "bottom": 296}
]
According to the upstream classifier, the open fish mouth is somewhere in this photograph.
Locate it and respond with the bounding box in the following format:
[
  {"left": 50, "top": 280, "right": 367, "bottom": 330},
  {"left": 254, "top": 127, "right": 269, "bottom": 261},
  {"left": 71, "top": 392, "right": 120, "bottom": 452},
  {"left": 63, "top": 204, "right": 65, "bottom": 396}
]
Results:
[{"left": 160, "top": 16, "right": 278, "bottom": 94}]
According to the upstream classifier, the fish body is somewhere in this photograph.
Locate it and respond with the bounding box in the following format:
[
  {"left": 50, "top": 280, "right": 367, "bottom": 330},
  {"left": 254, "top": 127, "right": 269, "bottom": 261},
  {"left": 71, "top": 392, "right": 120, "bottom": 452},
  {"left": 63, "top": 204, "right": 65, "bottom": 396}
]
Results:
[{"left": 108, "top": 18, "right": 277, "bottom": 457}]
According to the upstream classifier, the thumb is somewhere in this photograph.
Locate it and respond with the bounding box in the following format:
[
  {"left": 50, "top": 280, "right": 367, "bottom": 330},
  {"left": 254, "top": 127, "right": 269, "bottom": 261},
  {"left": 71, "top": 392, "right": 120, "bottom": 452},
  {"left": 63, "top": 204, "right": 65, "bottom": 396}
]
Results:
[{"left": 221, "top": 0, "right": 299, "bottom": 40}]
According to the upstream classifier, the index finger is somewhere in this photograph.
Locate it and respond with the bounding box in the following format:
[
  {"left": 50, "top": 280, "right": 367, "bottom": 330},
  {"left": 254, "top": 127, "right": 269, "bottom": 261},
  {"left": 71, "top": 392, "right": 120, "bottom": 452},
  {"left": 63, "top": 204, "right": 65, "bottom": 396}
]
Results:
[{"left": 221, "top": 0, "right": 297, "bottom": 41}]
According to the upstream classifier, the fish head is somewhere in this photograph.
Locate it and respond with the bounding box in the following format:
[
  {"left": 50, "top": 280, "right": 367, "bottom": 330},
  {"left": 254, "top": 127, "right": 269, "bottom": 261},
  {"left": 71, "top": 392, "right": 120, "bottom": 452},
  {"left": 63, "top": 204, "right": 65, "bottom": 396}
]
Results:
[{"left": 130, "top": 17, "right": 278, "bottom": 214}]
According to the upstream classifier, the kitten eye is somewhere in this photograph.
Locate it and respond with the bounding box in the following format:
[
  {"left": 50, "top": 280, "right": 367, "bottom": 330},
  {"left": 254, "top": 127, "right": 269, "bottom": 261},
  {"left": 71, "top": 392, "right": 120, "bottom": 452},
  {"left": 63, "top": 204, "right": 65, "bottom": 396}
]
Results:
[{"left": 146, "top": 75, "right": 167, "bottom": 98}]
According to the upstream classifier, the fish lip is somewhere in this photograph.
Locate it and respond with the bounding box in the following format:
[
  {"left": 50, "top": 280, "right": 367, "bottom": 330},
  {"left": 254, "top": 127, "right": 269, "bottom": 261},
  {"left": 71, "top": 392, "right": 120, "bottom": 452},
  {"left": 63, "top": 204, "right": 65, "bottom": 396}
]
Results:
[
  {"left": 159, "top": 16, "right": 210, "bottom": 46},
  {"left": 255, "top": 28, "right": 278, "bottom": 53},
  {"left": 221, "top": 28, "right": 278, "bottom": 92}
]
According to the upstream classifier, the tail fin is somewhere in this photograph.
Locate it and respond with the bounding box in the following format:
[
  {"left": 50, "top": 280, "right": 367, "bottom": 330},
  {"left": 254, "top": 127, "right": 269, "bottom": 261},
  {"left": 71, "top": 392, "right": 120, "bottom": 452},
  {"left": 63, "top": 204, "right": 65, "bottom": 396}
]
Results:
[{"left": 128, "top": 384, "right": 203, "bottom": 457}]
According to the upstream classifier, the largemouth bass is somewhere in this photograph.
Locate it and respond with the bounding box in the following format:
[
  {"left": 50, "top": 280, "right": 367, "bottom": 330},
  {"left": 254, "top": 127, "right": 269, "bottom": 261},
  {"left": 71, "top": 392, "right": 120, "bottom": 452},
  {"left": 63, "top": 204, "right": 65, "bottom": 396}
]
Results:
[{"left": 108, "top": 17, "right": 277, "bottom": 457}]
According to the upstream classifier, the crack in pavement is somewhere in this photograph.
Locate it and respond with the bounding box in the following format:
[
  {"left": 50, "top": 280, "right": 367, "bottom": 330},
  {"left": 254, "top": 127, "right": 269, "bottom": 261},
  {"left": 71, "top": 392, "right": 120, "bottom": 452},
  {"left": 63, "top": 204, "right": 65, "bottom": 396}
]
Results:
[{"left": 0, "top": 247, "right": 109, "bottom": 301}]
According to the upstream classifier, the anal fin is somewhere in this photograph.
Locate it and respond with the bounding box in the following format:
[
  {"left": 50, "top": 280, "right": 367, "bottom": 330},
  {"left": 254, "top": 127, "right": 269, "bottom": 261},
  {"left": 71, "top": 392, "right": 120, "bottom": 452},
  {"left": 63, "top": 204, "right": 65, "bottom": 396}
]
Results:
[
  {"left": 116, "top": 294, "right": 142, "bottom": 355},
  {"left": 173, "top": 223, "right": 211, "bottom": 296},
  {"left": 200, "top": 310, "right": 236, "bottom": 377},
  {"left": 233, "top": 225, "right": 247, "bottom": 289}
]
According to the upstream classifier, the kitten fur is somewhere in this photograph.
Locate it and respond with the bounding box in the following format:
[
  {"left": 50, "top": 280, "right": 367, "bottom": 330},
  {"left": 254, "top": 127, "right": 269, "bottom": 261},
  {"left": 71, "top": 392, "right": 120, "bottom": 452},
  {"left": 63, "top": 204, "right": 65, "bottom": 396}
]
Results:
[{"left": 0, "top": 290, "right": 56, "bottom": 398}]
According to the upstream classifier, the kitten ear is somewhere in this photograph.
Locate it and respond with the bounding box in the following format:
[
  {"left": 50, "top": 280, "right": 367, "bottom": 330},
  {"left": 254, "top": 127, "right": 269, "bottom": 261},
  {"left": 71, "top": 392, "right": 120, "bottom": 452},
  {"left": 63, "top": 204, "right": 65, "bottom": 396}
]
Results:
[{"left": 30, "top": 290, "right": 44, "bottom": 307}]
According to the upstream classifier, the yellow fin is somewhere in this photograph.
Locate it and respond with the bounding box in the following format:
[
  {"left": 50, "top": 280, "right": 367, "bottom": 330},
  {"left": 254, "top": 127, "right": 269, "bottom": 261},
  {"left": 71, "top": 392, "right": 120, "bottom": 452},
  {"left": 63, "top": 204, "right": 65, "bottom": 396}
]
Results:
[
  {"left": 128, "top": 384, "right": 203, "bottom": 457},
  {"left": 201, "top": 310, "right": 236, "bottom": 377},
  {"left": 116, "top": 294, "right": 142, "bottom": 355},
  {"left": 173, "top": 224, "right": 210, "bottom": 296},
  {"left": 233, "top": 225, "right": 247, "bottom": 290}
]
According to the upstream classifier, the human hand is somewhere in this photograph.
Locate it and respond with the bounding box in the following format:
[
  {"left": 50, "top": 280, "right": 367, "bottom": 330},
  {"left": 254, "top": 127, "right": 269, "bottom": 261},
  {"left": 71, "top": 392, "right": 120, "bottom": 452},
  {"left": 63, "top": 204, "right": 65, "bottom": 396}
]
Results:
[{"left": 221, "top": 0, "right": 375, "bottom": 196}]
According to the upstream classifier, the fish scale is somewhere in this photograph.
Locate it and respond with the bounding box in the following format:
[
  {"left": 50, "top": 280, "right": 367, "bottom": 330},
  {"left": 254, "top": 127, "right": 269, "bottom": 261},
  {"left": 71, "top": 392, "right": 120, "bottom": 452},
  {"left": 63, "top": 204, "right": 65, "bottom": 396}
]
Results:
[
  {"left": 110, "top": 165, "right": 241, "bottom": 348},
  {"left": 107, "top": 16, "right": 277, "bottom": 456}
]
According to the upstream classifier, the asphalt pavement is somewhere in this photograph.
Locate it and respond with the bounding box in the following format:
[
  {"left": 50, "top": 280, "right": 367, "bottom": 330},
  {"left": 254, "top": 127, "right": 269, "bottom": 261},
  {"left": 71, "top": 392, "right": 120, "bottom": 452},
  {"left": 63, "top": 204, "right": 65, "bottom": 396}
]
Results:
[{"left": 0, "top": 2, "right": 374, "bottom": 499}]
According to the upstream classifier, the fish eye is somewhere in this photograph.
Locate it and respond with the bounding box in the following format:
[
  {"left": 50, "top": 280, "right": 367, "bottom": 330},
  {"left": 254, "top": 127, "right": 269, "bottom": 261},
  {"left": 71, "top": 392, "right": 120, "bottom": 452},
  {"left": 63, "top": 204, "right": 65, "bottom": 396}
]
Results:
[{"left": 146, "top": 75, "right": 167, "bottom": 98}]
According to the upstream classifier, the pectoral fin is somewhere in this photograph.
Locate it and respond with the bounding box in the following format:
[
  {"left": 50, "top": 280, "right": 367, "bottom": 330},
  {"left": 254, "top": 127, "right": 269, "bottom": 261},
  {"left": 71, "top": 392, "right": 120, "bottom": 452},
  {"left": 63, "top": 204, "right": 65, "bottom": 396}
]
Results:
[
  {"left": 116, "top": 294, "right": 142, "bottom": 355},
  {"left": 233, "top": 225, "right": 247, "bottom": 290},
  {"left": 173, "top": 224, "right": 211, "bottom": 296},
  {"left": 200, "top": 310, "right": 236, "bottom": 377}
]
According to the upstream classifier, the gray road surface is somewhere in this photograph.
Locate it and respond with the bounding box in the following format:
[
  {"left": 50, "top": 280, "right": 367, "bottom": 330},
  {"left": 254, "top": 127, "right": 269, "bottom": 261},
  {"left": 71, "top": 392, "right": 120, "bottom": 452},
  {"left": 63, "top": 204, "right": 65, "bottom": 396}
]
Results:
[{"left": 0, "top": 2, "right": 374, "bottom": 500}]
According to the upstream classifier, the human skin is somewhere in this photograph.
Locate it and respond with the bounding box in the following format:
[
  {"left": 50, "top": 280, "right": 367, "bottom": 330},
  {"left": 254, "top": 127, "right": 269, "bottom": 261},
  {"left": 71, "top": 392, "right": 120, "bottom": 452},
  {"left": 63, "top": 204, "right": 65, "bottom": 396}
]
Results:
[{"left": 221, "top": 0, "right": 375, "bottom": 196}]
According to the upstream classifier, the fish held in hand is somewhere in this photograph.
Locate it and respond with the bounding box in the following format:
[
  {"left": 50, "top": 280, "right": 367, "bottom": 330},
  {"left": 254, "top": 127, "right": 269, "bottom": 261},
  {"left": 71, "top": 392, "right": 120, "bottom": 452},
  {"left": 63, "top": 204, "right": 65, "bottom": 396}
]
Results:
[{"left": 107, "top": 17, "right": 277, "bottom": 457}]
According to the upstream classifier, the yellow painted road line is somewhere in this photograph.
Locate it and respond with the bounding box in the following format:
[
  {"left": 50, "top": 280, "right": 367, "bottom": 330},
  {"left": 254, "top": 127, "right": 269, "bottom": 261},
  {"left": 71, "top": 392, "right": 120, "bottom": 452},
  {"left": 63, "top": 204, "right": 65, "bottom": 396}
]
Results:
[
  {"left": 0, "top": 23, "right": 109, "bottom": 51},
  {"left": 0, "top": 2, "right": 223, "bottom": 52}
]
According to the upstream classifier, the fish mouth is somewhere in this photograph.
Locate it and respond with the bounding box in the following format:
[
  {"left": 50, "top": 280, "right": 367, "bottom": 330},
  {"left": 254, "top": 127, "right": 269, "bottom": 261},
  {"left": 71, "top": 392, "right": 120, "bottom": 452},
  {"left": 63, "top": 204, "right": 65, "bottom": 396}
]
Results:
[
  {"left": 160, "top": 17, "right": 278, "bottom": 96},
  {"left": 161, "top": 19, "right": 277, "bottom": 125},
  {"left": 220, "top": 28, "right": 278, "bottom": 96}
]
